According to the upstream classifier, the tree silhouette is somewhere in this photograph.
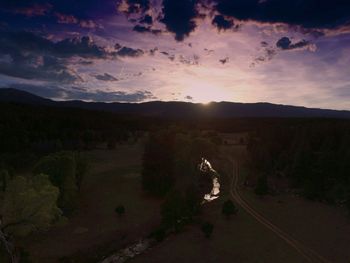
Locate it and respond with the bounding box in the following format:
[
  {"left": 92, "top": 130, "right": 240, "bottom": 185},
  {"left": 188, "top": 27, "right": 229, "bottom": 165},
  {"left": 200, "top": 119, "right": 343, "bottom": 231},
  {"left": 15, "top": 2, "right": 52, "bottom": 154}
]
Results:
[
  {"left": 201, "top": 222, "right": 214, "bottom": 238},
  {"left": 115, "top": 205, "right": 125, "bottom": 216},
  {"left": 222, "top": 200, "right": 238, "bottom": 218},
  {"left": 255, "top": 175, "right": 269, "bottom": 196}
]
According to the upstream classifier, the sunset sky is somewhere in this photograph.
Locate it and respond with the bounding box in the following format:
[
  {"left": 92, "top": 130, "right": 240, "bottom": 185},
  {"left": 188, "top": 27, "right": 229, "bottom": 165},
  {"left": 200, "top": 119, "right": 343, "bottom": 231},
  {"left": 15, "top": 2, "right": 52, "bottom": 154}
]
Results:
[{"left": 0, "top": 0, "right": 350, "bottom": 109}]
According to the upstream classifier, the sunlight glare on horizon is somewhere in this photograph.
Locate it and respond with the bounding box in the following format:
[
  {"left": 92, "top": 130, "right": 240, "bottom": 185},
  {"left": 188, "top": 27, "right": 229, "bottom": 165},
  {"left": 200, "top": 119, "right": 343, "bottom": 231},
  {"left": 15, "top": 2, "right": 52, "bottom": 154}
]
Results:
[{"left": 184, "top": 82, "right": 233, "bottom": 104}]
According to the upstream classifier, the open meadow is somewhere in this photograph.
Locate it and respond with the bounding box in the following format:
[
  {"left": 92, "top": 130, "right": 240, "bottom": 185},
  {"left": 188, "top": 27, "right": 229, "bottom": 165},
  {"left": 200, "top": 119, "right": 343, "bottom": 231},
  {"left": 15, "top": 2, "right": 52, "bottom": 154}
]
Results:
[
  {"left": 19, "top": 143, "right": 161, "bottom": 263},
  {"left": 130, "top": 141, "right": 350, "bottom": 263}
]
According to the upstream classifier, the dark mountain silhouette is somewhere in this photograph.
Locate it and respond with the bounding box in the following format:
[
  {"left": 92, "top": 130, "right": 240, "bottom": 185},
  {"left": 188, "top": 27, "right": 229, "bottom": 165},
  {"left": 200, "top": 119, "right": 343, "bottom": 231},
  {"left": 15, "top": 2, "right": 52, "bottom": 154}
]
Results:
[
  {"left": 0, "top": 88, "right": 54, "bottom": 106},
  {"left": 1, "top": 88, "right": 350, "bottom": 119}
]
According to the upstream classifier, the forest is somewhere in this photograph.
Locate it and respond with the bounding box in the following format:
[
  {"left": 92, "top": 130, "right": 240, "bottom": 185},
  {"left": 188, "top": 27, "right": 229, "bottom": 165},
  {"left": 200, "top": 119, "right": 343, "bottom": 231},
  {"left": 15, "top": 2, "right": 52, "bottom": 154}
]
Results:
[
  {"left": 1, "top": 101, "right": 350, "bottom": 262},
  {"left": 247, "top": 120, "right": 350, "bottom": 209}
]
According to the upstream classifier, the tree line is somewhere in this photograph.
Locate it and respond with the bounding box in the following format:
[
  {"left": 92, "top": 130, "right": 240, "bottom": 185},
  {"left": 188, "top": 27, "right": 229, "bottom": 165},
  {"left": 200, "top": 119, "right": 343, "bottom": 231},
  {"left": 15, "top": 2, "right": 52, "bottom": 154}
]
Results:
[{"left": 247, "top": 119, "right": 350, "bottom": 212}]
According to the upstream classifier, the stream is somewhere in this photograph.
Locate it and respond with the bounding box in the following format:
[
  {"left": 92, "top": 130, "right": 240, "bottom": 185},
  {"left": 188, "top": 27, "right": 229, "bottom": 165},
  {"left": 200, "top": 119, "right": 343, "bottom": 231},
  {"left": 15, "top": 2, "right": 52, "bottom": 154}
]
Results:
[{"left": 199, "top": 158, "right": 221, "bottom": 202}]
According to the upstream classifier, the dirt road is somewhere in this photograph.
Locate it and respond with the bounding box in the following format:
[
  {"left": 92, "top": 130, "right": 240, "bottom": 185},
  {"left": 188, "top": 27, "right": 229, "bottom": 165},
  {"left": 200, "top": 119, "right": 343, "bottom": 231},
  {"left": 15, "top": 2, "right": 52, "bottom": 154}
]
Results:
[{"left": 230, "top": 159, "right": 331, "bottom": 263}]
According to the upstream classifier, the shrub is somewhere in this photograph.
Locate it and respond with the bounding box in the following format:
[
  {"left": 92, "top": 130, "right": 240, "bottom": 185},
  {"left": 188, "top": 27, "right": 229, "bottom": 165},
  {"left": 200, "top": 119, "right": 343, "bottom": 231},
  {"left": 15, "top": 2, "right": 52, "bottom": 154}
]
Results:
[
  {"left": 115, "top": 205, "right": 125, "bottom": 216},
  {"left": 255, "top": 175, "right": 269, "bottom": 196},
  {"left": 150, "top": 227, "right": 166, "bottom": 242},
  {"left": 222, "top": 200, "right": 238, "bottom": 218},
  {"left": 34, "top": 151, "right": 88, "bottom": 214},
  {"left": 201, "top": 222, "right": 214, "bottom": 238}
]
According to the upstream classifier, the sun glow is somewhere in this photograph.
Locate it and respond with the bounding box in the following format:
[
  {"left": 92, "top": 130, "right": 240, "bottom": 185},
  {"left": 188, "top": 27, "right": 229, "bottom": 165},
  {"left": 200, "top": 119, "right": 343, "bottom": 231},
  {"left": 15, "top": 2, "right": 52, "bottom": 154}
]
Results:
[{"left": 184, "top": 83, "right": 232, "bottom": 104}]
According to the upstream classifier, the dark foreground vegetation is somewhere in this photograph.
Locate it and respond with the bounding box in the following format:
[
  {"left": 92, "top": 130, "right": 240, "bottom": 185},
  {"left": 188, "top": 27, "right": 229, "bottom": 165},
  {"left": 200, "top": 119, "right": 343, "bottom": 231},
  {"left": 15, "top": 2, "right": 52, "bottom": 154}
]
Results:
[
  {"left": 0, "top": 101, "right": 350, "bottom": 262},
  {"left": 247, "top": 120, "right": 350, "bottom": 210}
]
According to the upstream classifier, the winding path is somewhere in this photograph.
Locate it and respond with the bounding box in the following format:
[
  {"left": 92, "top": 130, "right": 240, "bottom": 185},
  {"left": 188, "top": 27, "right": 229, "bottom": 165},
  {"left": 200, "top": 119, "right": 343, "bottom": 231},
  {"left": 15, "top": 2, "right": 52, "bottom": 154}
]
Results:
[{"left": 230, "top": 159, "right": 331, "bottom": 263}]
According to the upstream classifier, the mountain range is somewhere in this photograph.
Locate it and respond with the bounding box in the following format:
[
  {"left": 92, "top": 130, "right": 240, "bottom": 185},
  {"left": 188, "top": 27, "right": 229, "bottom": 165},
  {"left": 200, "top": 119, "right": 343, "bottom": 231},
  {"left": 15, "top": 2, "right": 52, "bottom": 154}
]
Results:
[{"left": 1, "top": 88, "right": 350, "bottom": 119}]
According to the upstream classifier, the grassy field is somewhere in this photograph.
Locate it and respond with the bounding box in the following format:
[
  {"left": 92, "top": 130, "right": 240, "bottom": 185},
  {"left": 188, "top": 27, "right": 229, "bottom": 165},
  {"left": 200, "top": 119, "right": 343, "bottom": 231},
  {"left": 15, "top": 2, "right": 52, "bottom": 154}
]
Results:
[
  {"left": 241, "top": 183, "right": 350, "bottom": 262},
  {"left": 10, "top": 134, "right": 350, "bottom": 263},
  {"left": 130, "top": 142, "right": 350, "bottom": 263},
  {"left": 130, "top": 156, "right": 307, "bottom": 263},
  {"left": 19, "top": 143, "right": 161, "bottom": 263},
  {"left": 234, "top": 142, "right": 350, "bottom": 263}
]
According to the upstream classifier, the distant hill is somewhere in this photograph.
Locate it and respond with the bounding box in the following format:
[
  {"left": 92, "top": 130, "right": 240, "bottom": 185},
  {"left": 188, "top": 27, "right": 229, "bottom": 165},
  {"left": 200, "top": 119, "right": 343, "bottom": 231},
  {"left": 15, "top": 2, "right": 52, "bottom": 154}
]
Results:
[
  {"left": 1, "top": 88, "right": 350, "bottom": 119},
  {"left": 0, "top": 88, "right": 54, "bottom": 105}
]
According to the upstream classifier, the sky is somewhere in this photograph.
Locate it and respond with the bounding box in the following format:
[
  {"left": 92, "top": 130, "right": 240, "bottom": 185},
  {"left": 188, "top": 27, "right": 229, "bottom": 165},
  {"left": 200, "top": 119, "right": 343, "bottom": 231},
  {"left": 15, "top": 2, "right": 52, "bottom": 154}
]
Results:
[{"left": 0, "top": 0, "right": 350, "bottom": 109}]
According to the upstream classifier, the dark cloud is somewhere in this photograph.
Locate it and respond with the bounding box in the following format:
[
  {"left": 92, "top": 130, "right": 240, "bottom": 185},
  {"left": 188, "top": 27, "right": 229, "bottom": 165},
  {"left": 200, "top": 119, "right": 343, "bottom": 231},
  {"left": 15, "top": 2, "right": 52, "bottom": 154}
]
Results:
[
  {"left": 212, "top": 15, "right": 234, "bottom": 31},
  {"left": 0, "top": 51, "right": 81, "bottom": 83},
  {"left": 149, "top": 47, "right": 158, "bottom": 56},
  {"left": 251, "top": 47, "right": 276, "bottom": 67},
  {"left": 116, "top": 46, "right": 144, "bottom": 57},
  {"left": 213, "top": 0, "right": 350, "bottom": 31},
  {"left": 185, "top": 95, "right": 193, "bottom": 100},
  {"left": 6, "top": 83, "right": 156, "bottom": 102},
  {"left": 4, "top": 0, "right": 350, "bottom": 43},
  {"left": 204, "top": 48, "right": 214, "bottom": 55},
  {"left": 133, "top": 25, "right": 162, "bottom": 35},
  {"left": 265, "top": 48, "right": 276, "bottom": 59},
  {"left": 160, "top": 0, "right": 199, "bottom": 41},
  {"left": 0, "top": 31, "right": 145, "bottom": 82},
  {"left": 133, "top": 72, "right": 143, "bottom": 77},
  {"left": 252, "top": 36, "right": 317, "bottom": 67},
  {"left": 0, "top": 62, "right": 80, "bottom": 83},
  {"left": 160, "top": 51, "right": 170, "bottom": 56},
  {"left": 276, "top": 37, "right": 316, "bottom": 51},
  {"left": 276, "top": 37, "right": 292, "bottom": 49},
  {"left": 260, "top": 41, "right": 269, "bottom": 47},
  {"left": 219, "top": 57, "right": 229, "bottom": 64},
  {"left": 160, "top": 51, "right": 175, "bottom": 61},
  {"left": 54, "top": 36, "right": 107, "bottom": 58},
  {"left": 0, "top": 31, "right": 145, "bottom": 60},
  {"left": 94, "top": 73, "right": 118, "bottom": 81},
  {"left": 0, "top": 31, "right": 108, "bottom": 60},
  {"left": 252, "top": 36, "right": 316, "bottom": 68},
  {"left": 140, "top": 14, "right": 153, "bottom": 25},
  {"left": 0, "top": 31, "right": 52, "bottom": 55}
]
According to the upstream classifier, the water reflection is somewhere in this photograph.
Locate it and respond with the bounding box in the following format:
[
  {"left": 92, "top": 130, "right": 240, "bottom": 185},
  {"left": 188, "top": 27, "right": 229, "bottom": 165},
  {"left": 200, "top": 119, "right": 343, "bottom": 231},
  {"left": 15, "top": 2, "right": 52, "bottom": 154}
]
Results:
[{"left": 199, "top": 158, "right": 220, "bottom": 202}]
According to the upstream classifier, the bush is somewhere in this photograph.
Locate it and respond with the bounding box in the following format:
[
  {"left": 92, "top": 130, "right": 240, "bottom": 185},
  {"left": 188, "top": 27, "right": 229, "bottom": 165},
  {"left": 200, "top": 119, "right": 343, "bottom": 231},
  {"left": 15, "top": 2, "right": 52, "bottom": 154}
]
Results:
[
  {"left": 150, "top": 227, "right": 166, "bottom": 242},
  {"left": 222, "top": 200, "right": 238, "bottom": 218},
  {"left": 34, "top": 151, "right": 88, "bottom": 214},
  {"left": 115, "top": 205, "right": 125, "bottom": 216},
  {"left": 201, "top": 222, "right": 214, "bottom": 238},
  {"left": 255, "top": 175, "right": 268, "bottom": 196},
  {"left": 19, "top": 247, "right": 32, "bottom": 263},
  {"left": 2, "top": 174, "right": 61, "bottom": 237},
  {"left": 161, "top": 190, "right": 186, "bottom": 231}
]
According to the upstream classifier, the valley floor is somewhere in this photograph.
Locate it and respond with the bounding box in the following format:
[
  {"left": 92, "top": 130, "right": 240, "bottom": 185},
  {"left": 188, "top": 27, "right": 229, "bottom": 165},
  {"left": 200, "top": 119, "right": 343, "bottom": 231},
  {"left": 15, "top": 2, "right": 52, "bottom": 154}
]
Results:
[
  {"left": 19, "top": 143, "right": 161, "bottom": 263},
  {"left": 16, "top": 139, "right": 350, "bottom": 263}
]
